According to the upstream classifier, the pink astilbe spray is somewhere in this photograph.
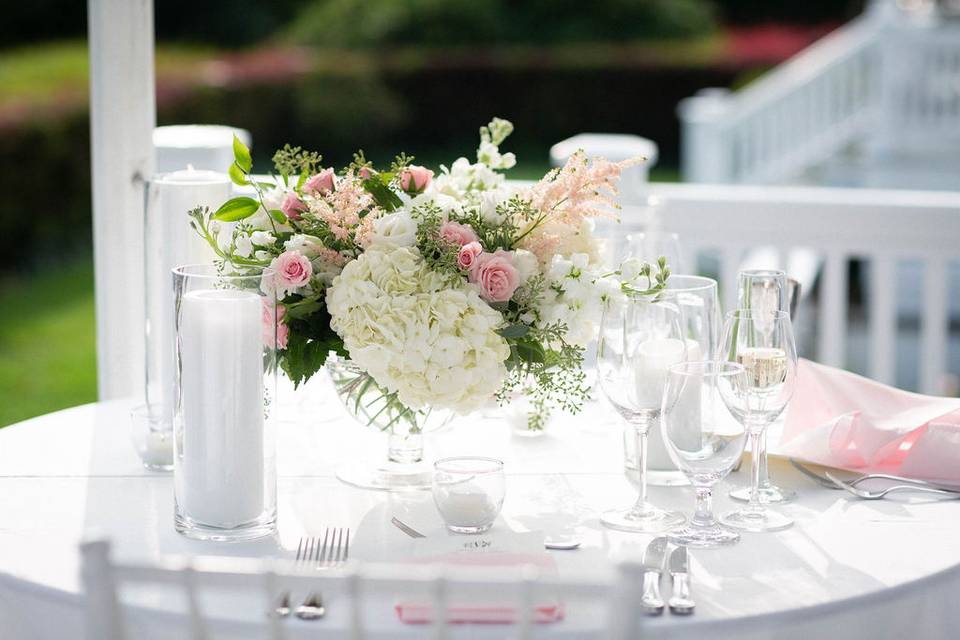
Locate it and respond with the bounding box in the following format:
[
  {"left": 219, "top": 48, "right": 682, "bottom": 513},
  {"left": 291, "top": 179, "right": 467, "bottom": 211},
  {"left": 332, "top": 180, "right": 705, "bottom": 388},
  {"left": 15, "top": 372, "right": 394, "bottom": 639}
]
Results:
[
  {"left": 518, "top": 150, "right": 642, "bottom": 262},
  {"left": 305, "top": 171, "right": 375, "bottom": 242}
]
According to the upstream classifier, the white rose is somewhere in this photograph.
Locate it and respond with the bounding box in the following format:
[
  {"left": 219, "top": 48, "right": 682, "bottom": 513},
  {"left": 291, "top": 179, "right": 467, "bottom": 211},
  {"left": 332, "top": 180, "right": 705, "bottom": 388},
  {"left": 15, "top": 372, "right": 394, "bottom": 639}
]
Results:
[
  {"left": 370, "top": 210, "right": 418, "bottom": 249},
  {"left": 284, "top": 234, "right": 325, "bottom": 258},
  {"left": 251, "top": 230, "right": 276, "bottom": 246},
  {"left": 254, "top": 250, "right": 272, "bottom": 262},
  {"left": 511, "top": 249, "right": 539, "bottom": 283}
]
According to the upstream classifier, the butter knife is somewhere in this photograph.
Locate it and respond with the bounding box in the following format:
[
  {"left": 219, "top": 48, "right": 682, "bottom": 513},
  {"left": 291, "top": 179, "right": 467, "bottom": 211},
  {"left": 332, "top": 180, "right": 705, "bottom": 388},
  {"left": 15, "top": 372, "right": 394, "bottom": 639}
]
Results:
[
  {"left": 640, "top": 537, "right": 668, "bottom": 615},
  {"left": 668, "top": 546, "right": 694, "bottom": 615}
]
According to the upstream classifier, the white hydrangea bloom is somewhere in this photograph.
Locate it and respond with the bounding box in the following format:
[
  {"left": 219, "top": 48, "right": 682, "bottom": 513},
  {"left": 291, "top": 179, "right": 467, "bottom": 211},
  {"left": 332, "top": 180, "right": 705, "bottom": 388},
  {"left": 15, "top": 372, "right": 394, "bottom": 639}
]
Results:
[{"left": 327, "top": 247, "right": 510, "bottom": 414}]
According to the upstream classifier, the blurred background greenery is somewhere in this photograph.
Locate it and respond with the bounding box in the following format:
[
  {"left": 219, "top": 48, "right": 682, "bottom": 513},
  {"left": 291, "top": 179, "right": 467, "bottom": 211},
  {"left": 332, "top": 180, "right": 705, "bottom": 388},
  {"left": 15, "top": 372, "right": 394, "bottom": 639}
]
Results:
[{"left": 0, "top": 0, "right": 863, "bottom": 426}]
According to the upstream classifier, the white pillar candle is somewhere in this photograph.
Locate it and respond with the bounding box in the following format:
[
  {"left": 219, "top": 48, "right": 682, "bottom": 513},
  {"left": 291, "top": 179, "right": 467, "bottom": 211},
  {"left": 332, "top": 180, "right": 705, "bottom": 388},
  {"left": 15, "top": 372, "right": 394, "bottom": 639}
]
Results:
[
  {"left": 144, "top": 168, "right": 231, "bottom": 434},
  {"left": 634, "top": 337, "right": 687, "bottom": 410},
  {"left": 648, "top": 339, "right": 702, "bottom": 468},
  {"left": 175, "top": 288, "right": 265, "bottom": 528}
]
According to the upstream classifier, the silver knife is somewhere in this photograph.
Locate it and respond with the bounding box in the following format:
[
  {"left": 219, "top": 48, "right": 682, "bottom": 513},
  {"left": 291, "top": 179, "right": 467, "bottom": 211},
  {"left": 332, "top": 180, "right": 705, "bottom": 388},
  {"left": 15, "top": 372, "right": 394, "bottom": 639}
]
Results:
[
  {"left": 640, "top": 537, "right": 668, "bottom": 615},
  {"left": 668, "top": 546, "right": 694, "bottom": 615}
]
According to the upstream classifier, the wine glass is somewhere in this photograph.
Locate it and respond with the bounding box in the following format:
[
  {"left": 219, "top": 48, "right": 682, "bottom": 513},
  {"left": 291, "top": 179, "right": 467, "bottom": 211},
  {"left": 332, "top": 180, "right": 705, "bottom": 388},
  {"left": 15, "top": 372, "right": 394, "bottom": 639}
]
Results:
[
  {"left": 729, "top": 269, "right": 798, "bottom": 505},
  {"left": 661, "top": 361, "right": 748, "bottom": 547},
  {"left": 597, "top": 295, "right": 687, "bottom": 533},
  {"left": 636, "top": 275, "right": 721, "bottom": 487},
  {"left": 626, "top": 231, "right": 686, "bottom": 275},
  {"left": 718, "top": 309, "right": 798, "bottom": 532}
]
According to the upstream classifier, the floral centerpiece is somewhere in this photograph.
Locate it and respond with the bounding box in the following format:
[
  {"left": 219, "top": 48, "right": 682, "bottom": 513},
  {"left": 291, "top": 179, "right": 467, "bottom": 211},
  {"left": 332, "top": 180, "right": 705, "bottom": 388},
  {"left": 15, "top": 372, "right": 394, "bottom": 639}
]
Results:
[{"left": 188, "top": 118, "right": 667, "bottom": 435}]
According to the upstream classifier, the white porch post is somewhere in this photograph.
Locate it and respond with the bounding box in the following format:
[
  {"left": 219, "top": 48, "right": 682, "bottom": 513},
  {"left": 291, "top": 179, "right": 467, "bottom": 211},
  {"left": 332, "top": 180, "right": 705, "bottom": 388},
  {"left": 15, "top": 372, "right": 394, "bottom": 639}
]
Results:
[{"left": 87, "top": 0, "right": 156, "bottom": 399}]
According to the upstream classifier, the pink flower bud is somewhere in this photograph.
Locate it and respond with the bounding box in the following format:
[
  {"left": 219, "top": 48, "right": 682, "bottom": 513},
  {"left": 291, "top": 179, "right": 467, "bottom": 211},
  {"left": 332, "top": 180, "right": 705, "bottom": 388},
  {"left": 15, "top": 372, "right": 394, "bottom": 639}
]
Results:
[{"left": 399, "top": 165, "right": 433, "bottom": 193}]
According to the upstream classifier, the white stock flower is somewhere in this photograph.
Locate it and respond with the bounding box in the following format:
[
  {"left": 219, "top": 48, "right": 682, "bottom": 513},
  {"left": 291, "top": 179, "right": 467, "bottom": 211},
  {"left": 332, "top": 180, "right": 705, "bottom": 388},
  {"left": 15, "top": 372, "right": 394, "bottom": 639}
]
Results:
[
  {"left": 535, "top": 253, "right": 615, "bottom": 347},
  {"left": 369, "top": 210, "right": 418, "bottom": 249},
  {"left": 234, "top": 233, "right": 253, "bottom": 258},
  {"left": 327, "top": 247, "right": 510, "bottom": 414},
  {"left": 619, "top": 256, "right": 643, "bottom": 282}
]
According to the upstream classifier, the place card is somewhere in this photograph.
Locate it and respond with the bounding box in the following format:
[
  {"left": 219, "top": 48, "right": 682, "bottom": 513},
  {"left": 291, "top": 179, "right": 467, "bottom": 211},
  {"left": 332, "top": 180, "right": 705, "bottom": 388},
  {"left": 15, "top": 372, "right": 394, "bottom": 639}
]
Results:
[{"left": 411, "top": 529, "right": 545, "bottom": 558}]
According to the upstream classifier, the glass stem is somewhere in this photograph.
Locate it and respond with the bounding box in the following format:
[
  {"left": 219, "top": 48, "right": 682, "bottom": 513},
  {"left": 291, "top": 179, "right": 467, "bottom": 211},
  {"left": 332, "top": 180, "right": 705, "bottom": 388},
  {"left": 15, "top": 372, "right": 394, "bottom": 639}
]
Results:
[
  {"left": 692, "top": 487, "right": 713, "bottom": 528},
  {"left": 757, "top": 429, "right": 770, "bottom": 486},
  {"left": 748, "top": 430, "right": 763, "bottom": 513},
  {"left": 633, "top": 419, "right": 650, "bottom": 513}
]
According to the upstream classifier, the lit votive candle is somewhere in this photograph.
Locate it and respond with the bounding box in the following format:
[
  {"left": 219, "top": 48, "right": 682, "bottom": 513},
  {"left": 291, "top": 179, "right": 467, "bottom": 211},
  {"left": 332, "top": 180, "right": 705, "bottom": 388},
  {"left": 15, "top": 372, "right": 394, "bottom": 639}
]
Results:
[{"left": 432, "top": 457, "right": 505, "bottom": 534}]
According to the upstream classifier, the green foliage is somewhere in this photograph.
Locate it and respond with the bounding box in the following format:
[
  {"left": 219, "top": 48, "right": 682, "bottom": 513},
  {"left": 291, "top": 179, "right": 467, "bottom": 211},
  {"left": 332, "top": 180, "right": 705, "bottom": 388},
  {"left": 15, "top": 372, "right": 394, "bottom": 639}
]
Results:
[
  {"left": 272, "top": 144, "right": 324, "bottom": 180},
  {"left": 289, "top": 0, "right": 715, "bottom": 48},
  {"left": 281, "top": 302, "right": 347, "bottom": 388},
  {"left": 212, "top": 196, "right": 260, "bottom": 222}
]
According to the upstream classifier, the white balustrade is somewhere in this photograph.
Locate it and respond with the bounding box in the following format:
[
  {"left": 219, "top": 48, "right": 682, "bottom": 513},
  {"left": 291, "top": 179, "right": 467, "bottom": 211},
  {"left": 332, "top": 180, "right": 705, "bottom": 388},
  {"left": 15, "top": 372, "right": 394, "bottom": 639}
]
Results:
[{"left": 624, "top": 182, "right": 960, "bottom": 394}]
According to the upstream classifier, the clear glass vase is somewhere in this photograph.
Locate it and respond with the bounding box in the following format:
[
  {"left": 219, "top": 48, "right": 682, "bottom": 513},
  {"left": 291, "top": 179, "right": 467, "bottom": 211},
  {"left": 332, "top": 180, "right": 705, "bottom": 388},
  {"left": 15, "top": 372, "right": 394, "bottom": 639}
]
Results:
[
  {"left": 326, "top": 355, "right": 453, "bottom": 490},
  {"left": 172, "top": 264, "right": 278, "bottom": 541}
]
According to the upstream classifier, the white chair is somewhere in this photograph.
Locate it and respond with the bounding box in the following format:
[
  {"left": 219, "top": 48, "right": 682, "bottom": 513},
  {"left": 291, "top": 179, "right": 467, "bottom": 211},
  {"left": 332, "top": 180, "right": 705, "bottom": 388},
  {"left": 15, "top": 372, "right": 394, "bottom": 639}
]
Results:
[{"left": 80, "top": 539, "right": 646, "bottom": 640}]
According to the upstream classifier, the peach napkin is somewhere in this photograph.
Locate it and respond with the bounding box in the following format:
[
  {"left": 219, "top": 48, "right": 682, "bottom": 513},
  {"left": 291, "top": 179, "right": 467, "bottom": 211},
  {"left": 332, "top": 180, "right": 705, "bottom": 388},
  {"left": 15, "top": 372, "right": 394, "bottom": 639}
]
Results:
[{"left": 777, "top": 358, "right": 960, "bottom": 483}]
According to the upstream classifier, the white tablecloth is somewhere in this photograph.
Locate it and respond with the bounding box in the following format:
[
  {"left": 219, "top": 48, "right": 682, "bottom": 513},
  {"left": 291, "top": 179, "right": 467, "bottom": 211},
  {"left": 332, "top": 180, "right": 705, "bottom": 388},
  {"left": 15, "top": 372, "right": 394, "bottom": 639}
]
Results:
[{"left": 1, "top": 378, "right": 959, "bottom": 639}]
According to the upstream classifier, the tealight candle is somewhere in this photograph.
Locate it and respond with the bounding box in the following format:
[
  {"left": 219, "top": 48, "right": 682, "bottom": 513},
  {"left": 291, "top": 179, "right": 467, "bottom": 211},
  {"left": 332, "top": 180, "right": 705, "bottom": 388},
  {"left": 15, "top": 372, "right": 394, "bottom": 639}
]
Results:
[{"left": 432, "top": 457, "right": 505, "bottom": 534}]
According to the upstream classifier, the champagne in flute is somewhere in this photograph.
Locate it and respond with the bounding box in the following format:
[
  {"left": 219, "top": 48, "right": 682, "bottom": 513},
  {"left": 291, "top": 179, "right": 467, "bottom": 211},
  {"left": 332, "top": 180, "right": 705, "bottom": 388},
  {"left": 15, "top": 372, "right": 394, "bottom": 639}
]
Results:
[{"left": 736, "top": 347, "right": 788, "bottom": 391}]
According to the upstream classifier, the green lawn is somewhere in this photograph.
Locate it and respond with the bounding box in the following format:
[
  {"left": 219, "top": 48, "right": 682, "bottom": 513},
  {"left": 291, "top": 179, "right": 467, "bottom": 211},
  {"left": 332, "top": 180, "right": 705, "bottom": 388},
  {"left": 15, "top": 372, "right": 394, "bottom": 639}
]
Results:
[{"left": 0, "top": 260, "right": 97, "bottom": 427}]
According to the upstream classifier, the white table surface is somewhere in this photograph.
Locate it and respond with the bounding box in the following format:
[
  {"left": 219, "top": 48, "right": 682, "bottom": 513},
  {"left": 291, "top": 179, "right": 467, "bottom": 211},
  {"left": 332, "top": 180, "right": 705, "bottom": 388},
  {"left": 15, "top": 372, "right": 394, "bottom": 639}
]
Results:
[{"left": 1, "top": 375, "right": 959, "bottom": 640}]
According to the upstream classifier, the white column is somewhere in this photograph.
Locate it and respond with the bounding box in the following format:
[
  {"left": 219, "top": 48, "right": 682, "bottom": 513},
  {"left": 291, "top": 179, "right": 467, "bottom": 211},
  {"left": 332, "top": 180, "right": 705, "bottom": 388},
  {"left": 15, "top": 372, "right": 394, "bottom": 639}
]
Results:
[
  {"left": 88, "top": 0, "right": 156, "bottom": 400},
  {"left": 677, "top": 88, "right": 732, "bottom": 183}
]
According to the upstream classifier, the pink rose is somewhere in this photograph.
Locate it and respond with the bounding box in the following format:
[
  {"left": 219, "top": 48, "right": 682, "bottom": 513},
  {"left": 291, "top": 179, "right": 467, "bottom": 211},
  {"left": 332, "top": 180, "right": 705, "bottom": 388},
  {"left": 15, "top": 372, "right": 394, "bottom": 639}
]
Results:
[
  {"left": 262, "top": 300, "right": 289, "bottom": 350},
  {"left": 281, "top": 193, "right": 307, "bottom": 220},
  {"left": 303, "top": 168, "right": 335, "bottom": 195},
  {"left": 272, "top": 250, "right": 312, "bottom": 293},
  {"left": 358, "top": 166, "right": 374, "bottom": 180},
  {"left": 470, "top": 250, "right": 521, "bottom": 303},
  {"left": 399, "top": 165, "right": 433, "bottom": 193},
  {"left": 439, "top": 221, "right": 479, "bottom": 247},
  {"left": 457, "top": 241, "right": 483, "bottom": 271}
]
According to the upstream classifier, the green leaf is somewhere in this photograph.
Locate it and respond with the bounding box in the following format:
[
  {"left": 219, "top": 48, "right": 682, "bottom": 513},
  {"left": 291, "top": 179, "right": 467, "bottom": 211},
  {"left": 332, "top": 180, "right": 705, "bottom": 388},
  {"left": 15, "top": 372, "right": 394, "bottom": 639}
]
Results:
[
  {"left": 268, "top": 209, "right": 288, "bottom": 225},
  {"left": 296, "top": 168, "right": 309, "bottom": 190},
  {"left": 362, "top": 177, "right": 403, "bottom": 212},
  {"left": 285, "top": 300, "right": 323, "bottom": 319},
  {"left": 212, "top": 196, "right": 260, "bottom": 222},
  {"left": 497, "top": 324, "right": 531, "bottom": 339},
  {"left": 256, "top": 181, "right": 278, "bottom": 190},
  {"left": 228, "top": 162, "right": 249, "bottom": 186},
  {"left": 233, "top": 135, "right": 252, "bottom": 173},
  {"left": 514, "top": 339, "right": 546, "bottom": 364}
]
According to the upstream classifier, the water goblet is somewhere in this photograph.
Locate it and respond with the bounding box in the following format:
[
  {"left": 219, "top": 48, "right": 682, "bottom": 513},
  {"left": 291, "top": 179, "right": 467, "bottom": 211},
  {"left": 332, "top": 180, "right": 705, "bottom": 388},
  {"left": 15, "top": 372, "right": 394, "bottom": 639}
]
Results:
[
  {"left": 661, "top": 361, "right": 748, "bottom": 547},
  {"left": 729, "top": 269, "right": 798, "bottom": 505},
  {"left": 626, "top": 230, "right": 686, "bottom": 275},
  {"left": 719, "top": 309, "right": 798, "bottom": 532},
  {"left": 597, "top": 295, "right": 686, "bottom": 533}
]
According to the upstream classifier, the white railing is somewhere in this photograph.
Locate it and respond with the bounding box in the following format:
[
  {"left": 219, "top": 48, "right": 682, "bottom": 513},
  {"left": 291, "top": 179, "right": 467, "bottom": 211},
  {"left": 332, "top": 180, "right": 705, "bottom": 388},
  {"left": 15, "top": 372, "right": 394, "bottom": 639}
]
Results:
[
  {"left": 679, "top": 1, "right": 960, "bottom": 185},
  {"left": 626, "top": 183, "right": 960, "bottom": 395}
]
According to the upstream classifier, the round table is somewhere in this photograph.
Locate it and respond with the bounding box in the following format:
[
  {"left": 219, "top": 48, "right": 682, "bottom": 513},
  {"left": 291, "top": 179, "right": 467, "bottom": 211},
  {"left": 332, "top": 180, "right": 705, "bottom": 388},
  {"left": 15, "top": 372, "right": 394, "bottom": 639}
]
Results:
[{"left": 1, "top": 383, "right": 959, "bottom": 639}]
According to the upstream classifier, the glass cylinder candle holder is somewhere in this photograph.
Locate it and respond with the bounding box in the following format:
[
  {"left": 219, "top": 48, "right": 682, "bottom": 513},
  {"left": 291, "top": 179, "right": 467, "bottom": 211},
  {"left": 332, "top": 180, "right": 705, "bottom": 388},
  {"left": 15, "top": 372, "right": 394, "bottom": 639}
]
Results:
[{"left": 172, "top": 264, "right": 278, "bottom": 541}]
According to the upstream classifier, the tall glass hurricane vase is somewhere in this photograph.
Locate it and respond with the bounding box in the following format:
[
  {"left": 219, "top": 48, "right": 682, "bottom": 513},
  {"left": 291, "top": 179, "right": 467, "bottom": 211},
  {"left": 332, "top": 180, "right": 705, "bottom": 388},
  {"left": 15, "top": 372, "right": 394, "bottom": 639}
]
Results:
[
  {"left": 597, "top": 295, "right": 686, "bottom": 533},
  {"left": 172, "top": 265, "right": 278, "bottom": 541},
  {"left": 719, "top": 309, "right": 798, "bottom": 533},
  {"left": 730, "top": 269, "right": 797, "bottom": 504},
  {"left": 661, "top": 361, "right": 748, "bottom": 547}
]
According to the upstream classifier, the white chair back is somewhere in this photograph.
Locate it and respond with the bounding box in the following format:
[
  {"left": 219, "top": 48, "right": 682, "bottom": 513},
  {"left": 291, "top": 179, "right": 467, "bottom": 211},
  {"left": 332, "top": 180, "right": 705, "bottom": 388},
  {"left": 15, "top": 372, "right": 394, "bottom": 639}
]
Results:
[{"left": 81, "top": 539, "right": 643, "bottom": 640}]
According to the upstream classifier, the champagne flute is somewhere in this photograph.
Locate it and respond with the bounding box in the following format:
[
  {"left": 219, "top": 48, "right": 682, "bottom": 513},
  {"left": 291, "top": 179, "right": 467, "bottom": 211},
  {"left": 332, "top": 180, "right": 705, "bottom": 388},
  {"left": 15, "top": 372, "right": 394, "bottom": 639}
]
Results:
[
  {"left": 597, "top": 295, "right": 687, "bottom": 533},
  {"left": 719, "top": 309, "right": 798, "bottom": 532},
  {"left": 661, "top": 361, "right": 748, "bottom": 547},
  {"left": 729, "top": 269, "right": 797, "bottom": 505}
]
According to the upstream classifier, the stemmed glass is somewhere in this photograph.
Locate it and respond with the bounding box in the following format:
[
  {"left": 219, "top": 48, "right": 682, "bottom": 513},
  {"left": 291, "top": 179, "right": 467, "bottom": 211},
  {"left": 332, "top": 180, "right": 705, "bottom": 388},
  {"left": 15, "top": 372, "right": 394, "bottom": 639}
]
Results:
[
  {"left": 729, "top": 269, "right": 797, "bottom": 505},
  {"left": 627, "top": 231, "right": 686, "bottom": 275},
  {"left": 597, "top": 295, "right": 687, "bottom": 533},
  {"left": 719, "top": 310, "right": 798, "bottom": 532},
  {"left": 635, "top": 275, "right": 721, "bottom": 486},
  {"left": 661, "top": 361, "right": 748, "bottom": 547}
]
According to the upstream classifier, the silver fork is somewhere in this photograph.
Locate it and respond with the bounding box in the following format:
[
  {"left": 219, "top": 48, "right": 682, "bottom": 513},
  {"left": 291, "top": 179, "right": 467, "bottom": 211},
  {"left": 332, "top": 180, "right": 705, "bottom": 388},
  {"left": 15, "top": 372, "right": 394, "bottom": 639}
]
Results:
[
  {"left": 824, "top": 472, "right": 960, "bottom": 500},
  {"left": 295, "top": 527, "right": 351, "bottom": 621},
  {"left": 273, "top": 535, "right": 313, "bottom": 617},
  {"left": 791, "top": 459, "right": 960, "bottom": 492}
]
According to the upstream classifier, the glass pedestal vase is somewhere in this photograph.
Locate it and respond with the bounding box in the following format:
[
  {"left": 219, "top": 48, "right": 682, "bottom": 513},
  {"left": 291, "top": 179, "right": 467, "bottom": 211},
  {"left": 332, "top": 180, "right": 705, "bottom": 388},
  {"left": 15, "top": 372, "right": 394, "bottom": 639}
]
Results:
[{"left": 327, "top": 356, "right": 453, "bottom": 491}]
